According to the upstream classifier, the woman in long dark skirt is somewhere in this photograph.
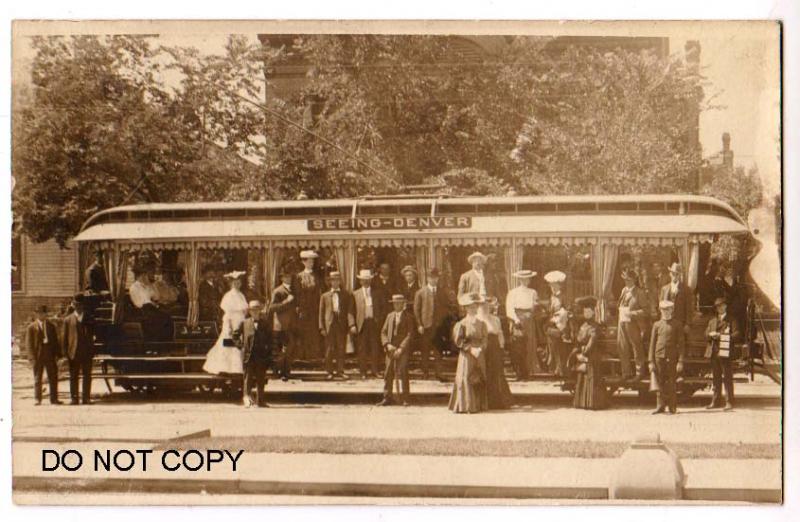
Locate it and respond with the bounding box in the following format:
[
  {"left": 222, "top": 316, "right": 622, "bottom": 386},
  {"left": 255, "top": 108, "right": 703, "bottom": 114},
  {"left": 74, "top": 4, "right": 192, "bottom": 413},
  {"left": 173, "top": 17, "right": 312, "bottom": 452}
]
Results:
[
  {"left": 571, "top": 296, "right": 609, "bottom": 410},
  {"left": 449, "top": 293, "right": 489, "bottom": 414},
  {"left": 479, "top": 297, "right": 513, "bottom": 409}
]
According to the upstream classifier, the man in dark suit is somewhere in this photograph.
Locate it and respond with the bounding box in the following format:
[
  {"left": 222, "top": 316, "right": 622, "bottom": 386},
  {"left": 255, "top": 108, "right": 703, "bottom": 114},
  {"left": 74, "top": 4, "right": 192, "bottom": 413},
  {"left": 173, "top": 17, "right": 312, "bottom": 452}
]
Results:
[
  {"left": 353, "top": 269, "right": 386, "bottom": 379},
  {"left": 373, "top": 262, "right": 398, "bottom": 297},
  {"left": 269, "top": 270, "right": 297, "bottom": 381},
  {"left": 617, "top": 268, "right": 648, "bottom": 381},
  {"left": 378, "top": 295, "right": 415, "bottom": 406},
  {"left": 198, "top": 264, "right": 222, "bottom": 324},
  {"left": 659, "top": 262, "right": 693, "bottom": 336},
  {"left": 25, "top": 305, "right": 63, "bottom": 405},
  {"left": 293, "top": 250, "right": 324, "bottom": 359},
  {"left": 648, "top": 300, "right": 686, "bottom": 415},
  {"left": 62, "top": 296, "right": 95, "bottom": 405},
  {"left": 319, "top": 271, "right": 356, "bottom": 380},
  {"left": 84, "top": 250, "right": 109, "bottom": 294},
  {"left": 414, "top": 267, "right": 449, "bottom": 379},
  {"left": 704, "top": 296, "right": 741, "bottom": 410},
  {"left": 240, "top": 300, "right": 273, "bottom": 407}
]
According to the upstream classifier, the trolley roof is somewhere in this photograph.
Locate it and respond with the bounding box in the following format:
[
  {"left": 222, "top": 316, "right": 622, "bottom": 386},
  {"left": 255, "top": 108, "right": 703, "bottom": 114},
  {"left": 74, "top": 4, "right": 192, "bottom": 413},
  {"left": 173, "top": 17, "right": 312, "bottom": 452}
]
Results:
[{"left": 74, "top": 194, "right": 749, "bottom": 249}]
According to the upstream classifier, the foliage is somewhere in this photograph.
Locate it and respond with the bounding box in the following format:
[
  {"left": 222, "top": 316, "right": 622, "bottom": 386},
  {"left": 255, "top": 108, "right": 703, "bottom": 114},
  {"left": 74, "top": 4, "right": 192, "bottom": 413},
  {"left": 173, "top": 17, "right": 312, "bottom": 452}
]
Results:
[{"left": 508, "top": 45, "right": 707, "bottom": 195}]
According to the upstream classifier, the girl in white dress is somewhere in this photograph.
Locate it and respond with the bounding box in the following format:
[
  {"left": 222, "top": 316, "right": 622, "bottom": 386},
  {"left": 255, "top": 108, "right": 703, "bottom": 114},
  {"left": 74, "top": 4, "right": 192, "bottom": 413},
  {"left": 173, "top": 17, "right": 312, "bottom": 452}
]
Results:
[{"left": 203, "top": 271, "right": 248, "bottom": 375}]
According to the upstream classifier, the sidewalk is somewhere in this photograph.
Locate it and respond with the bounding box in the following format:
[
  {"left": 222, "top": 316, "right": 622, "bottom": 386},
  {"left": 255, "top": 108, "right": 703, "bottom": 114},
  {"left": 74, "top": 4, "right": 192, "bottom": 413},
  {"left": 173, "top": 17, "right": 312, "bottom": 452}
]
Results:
[{"left": 12, "top": 442, "right": 781, "bottom": 502}]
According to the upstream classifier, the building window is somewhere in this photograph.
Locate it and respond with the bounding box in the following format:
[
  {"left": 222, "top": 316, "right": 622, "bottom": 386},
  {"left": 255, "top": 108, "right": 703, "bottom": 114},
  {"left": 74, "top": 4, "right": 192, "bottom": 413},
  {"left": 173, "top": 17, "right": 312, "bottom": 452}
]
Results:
[{"left": 11, "top": 235, "right": 22, "bottom": 292}]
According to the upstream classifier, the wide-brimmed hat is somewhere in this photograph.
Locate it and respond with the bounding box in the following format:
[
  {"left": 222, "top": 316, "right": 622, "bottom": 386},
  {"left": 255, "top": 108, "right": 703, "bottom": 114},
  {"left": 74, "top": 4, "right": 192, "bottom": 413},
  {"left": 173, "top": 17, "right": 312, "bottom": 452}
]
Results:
[
  {"left": 714, "top": 295, "right": 728, "bottom": 306},
  {"left": 659, "top": 300, "right": 675, "bottom": 310},
  {"left": 668, "top": 262, "right": 683, "bottom": 274},
  {"left": 248, "top": 300, "right": 263, "bottom": 309},
  {"left": 356, "top": 269, "right": 374, "bottom": 280},
  {"left": 328, "top": 271, "right": 342, "bottom": 280},
  {"left": 224, "top": 270, "right": 246, "bottom": 280},
  {"left": 389, "top": 294, "right": 406, "bottom": 303},
  {"left": 544, "top": 270, "right": 566, "bottom": 284},
  {"left": 575, "top": 296, "right": 598, "bottom": 309},
  {"left": 300, "top": 250, "right": 319, "bottom": 260},
  {"left": 467, "top": 251, "right": 488, "bottom": 264},
  {"left": 458, "top": 292, "right": 485, "bottom": 306},
  {"left": 513, "top": 269, "right": 536, "bottom": 279},
  {"left": 400, "top": 265, "right": 417, "bottom": 276}
]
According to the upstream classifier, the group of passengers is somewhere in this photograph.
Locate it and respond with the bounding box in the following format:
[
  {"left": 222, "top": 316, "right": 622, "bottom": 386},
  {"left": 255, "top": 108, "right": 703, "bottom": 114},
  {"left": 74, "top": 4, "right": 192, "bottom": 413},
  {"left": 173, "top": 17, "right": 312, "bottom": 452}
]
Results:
[{"left": 23, "top": 248, "right": 741, "bottom": 415}]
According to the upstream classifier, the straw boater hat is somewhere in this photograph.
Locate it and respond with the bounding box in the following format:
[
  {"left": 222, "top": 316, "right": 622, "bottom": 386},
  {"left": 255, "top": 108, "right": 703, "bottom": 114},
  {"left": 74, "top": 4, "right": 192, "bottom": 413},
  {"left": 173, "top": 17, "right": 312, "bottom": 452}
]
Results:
[
  {"left": 659, "top": 300, "right": 675, "bottom": 310},
  {"left": 513, "top": 269, "right": 536, "bottom": 279},
  {"left": 544, "top": 270, "right": 566, "bottom": 284},
  {"left": 575, "top": 296, "right": 598, "bottom": 309},
  {"left": 467, "top": 251, "right": 488, "bottom": 264},
  {"left": 328, "top": 271, "right": 341, "bottom": 280},
  {"left": 389, "top": 294, "right": 406, "bottom": 303},
  {"left": 668, "top": 262, "right": 683, "bottom": 274},
  {"left": 224, "top": 270, "right": 247, "bottom": 280},
  {"left": 248, "top": 300, "right": 263, "bottom": 310},
  {"left": 356, "top": 269, "right": 374, "bottom": 280},
  {"left": 458, "top": 292, "right": 485, "bottom": 307},
  {"left": 300, "top": 250, "right": 319, "bottom": 260},
  {"left": 400, "top": 265, "right": 417, "bottom": 276}
]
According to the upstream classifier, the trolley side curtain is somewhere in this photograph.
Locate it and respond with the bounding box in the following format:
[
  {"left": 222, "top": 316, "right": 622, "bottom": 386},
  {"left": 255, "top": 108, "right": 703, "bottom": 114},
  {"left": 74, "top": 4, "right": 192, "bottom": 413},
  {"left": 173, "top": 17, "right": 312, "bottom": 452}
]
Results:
[
  {"left": 263, "top": 246, "right": 284, "bottom": 299},
  {"left": 415, "top": 245, "right": 430, "bottom": 286},
  {"left": 592, "top": 243, "right": 619, "bottom": 322},
  {"left": 108, "top": 246, "right": 129, "bottom": 324},
  {"left": 686, "top": 242, "right": 700, "bottom": 291},
  {"left": 184, "top": 246, "right": 200, "bottom": 327},
  {"left": 333, "top": 244, "right": 356, "bottom": 291},
  {"left": 502, "top": 239, "right": 522, "bottom": 303}
]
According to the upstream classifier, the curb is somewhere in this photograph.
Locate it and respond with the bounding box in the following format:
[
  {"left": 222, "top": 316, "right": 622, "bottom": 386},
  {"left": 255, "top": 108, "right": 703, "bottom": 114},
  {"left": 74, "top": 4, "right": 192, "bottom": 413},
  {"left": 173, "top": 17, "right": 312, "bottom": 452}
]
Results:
[{"left": 12, "top": 476, "right": 781, "bottom": 503}]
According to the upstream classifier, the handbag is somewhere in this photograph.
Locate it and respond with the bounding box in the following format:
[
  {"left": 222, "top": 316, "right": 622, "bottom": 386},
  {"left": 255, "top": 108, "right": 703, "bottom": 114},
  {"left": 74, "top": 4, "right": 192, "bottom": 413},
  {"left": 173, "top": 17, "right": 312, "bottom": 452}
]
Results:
[{"left": 222, "top": 337, "right": 237, "bottom": 348}]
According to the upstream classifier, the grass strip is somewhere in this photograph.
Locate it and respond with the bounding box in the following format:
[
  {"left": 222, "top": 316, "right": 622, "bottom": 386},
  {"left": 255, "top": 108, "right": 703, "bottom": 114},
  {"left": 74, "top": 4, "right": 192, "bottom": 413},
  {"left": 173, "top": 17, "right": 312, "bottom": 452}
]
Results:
[{"left": 157, "top": 436, "right": 780, "bottom": 460}]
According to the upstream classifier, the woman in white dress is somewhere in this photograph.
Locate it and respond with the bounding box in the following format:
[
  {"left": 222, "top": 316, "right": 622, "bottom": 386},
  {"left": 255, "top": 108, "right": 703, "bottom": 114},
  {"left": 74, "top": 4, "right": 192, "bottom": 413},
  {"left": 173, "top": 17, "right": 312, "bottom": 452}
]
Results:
[{"left": 203, "top": 271, "right": 248, "bottom": 375}]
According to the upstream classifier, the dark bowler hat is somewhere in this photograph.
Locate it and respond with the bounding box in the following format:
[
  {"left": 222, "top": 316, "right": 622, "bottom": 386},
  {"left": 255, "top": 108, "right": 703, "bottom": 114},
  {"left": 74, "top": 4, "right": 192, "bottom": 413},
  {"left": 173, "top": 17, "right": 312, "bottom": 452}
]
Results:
[
  {"left": 279, "top": 268, "right": 294, "bottom": 278},
  {"left": 426, "top": 267, "right": 440, "bottom": 278},
  {"left": 36, "top": 304, "right": 49, "bottom": 314},
  {"left": 575, "top": 296, "right": 598, "bottom": 309},
  {"left": 714, "top": 295, "right": 728, "bottom": 306}
]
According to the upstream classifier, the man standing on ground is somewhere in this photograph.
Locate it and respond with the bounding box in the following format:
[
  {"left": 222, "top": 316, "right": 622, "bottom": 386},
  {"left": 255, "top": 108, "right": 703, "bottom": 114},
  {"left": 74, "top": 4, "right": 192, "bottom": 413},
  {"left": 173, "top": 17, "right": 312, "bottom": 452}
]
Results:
[
  {"left": 458, "top": 251, "right": 492, "bottom": 299},
  {"left": 241, "top": 300, "right": 273, "bottom": 408},
  {"left": 25, "top": 305, "right": 62, "bottom": 405},
  {"left": 319, "top": 272, "right": 356, "bottom": 380},
  {"left": 354, "top": 269, "right": 385, "bottom": 379},
  {"left": 659, "top": 262, "right": 693, "bottom": 345},
  {"left": 618, "top": 268, "right": 648, "bottom": 382},
  {"left": 378, "top": 295, "right": 415, "bottom": 406},
  {"left": 414, "top": 267, "right": 449, "bottom": 380},
  {"left": 648, "top": 300, "right": 685, "bottom": 415},
  {"left": 62, "top": 295, "right": 95, "bottom": 405},
  {"left": 704, "top": 296, "right": 740, "bottom": 411},
  {"left": 269, "top": 269, "right": 296, "bottom": 381}
]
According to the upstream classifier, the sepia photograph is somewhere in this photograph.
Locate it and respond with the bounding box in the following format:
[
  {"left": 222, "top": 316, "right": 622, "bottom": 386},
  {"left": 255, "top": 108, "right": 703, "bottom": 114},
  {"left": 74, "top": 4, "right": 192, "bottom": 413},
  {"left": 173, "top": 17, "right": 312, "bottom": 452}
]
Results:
[{"left": 8, "top": 19, "right": 783, "bottom": 506}]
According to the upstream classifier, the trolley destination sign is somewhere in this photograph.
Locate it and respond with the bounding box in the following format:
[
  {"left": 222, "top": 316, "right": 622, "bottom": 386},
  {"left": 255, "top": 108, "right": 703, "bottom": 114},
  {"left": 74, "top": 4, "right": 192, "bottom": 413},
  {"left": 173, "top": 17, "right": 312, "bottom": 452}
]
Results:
[{"left": 308, "top": 215, "right": 473, "bottom": 231}]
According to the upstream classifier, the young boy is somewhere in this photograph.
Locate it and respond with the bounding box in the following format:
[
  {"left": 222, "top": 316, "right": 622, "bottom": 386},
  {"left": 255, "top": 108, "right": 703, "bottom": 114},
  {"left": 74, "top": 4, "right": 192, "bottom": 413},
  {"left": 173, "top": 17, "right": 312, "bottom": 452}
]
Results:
[
  {"left": 648, "top": 300, "right": 686, "bottom": 415},
  {"left": 240, "top": 300, "right": 273, "bottom": 408}
]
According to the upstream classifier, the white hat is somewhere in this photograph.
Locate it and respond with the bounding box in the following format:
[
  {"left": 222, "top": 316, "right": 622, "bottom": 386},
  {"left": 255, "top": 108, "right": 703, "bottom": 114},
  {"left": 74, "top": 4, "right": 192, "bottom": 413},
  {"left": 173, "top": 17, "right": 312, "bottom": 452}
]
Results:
[
  {"left": 356, "top": 269, "right": 374, "bottom": 280},
  {"left": 224, "top": 270, "right": 247, "bottom": 280},
  {"left": 513, "top": 269, "right": 537, "bottom": 279},
  {"left": 467, "top": 251, "right": 488, "bottom": 264},
  {"left": 300, "top": 250, "right": 319, "bottom": 259},
  {"left": 659, "top": 300, "right": 675, "bottom": 310},
  {"left": 400, "top": 265, "right": 417, "bottom": 276},
  {"left": 668, "top": 262, "right": 682, "bottom": 274},
  {"left": 389, "top": 294, "right": 407, "bottom": 303},
  {"left": 248, "top": 300, "right": 263, "bottom": 309},
  {"left": 544, "top": 270, "right": 566, "bottom": 284},
  {"left": 328, "top": 271, "right": 342, "bottom": 279}
]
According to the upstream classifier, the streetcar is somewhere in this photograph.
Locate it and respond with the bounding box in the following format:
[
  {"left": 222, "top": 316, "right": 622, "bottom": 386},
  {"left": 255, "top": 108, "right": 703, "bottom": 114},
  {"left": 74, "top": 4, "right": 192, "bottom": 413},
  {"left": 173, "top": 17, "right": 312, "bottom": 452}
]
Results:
[{"left": 72, "top": 193, "right": 780, "bottom": 398}]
